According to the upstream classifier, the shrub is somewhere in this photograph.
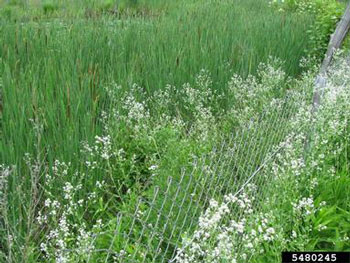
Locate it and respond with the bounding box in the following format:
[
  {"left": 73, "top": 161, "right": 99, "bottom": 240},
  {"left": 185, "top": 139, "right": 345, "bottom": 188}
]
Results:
[{"left": 308, "top": 0, "right": 345, "bottom": 58}]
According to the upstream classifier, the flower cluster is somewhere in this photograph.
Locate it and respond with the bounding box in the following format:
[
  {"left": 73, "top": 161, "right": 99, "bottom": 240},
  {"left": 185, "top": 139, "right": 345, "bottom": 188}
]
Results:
[
  {"left": 228, "top": 58, "right": 288, "bottom": 126},
  {"left": 35, "top": 158, "right": 104, "bottom": 263},
  {"left": 269, "top": 0, "right": 318, "bottom": 14},
  {"left": 0, "top": 164, "right": 9, "bottom": 205},
  {"left": 175, "top": 184, "right": 280, "bottom": 263}
]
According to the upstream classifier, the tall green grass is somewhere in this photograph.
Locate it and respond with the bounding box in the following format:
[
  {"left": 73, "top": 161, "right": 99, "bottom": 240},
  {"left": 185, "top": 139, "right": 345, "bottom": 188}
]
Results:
[
  {"left": 0, "top": 0, "right": 181, "bottom": 19},
  {"left": 0, "top": 0, "right": 311, "bottom": 164},
  {"left": 0, "top": 0, "right": 314, "bottom": 261}
]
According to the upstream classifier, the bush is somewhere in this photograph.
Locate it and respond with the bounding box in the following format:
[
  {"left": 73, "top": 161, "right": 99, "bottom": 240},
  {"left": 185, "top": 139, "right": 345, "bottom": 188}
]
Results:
[{"left": 308, "top": 0, "right": 345, "bottom": 58}]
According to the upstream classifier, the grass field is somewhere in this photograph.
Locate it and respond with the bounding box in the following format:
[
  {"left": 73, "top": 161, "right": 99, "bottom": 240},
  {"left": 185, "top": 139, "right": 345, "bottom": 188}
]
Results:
[
  {"left": 0, "top": 0, "right": 311, "bottom": 164},
  {"left": 0, "top": 0, "right": 349, "bottom": 262}
]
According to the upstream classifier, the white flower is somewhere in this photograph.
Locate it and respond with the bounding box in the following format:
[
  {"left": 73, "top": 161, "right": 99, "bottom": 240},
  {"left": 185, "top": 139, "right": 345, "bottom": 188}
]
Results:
[{"left": 148, "top": 165, "right": 158, "bottom": 171}]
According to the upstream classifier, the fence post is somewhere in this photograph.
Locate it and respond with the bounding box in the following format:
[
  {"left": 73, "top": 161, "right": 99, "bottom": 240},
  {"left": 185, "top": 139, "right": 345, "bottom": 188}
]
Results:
[
  {"left": 312, "top": 2, "right": 350, "bottom": 111},
  {"left": 304, "top": 2, "right": 350, "bottom": 155}
]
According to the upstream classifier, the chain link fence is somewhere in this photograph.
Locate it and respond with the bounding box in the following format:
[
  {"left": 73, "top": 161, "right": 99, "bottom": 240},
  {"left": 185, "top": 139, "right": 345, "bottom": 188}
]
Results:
[{"left": 61, "top": 88, "right": 311, "bottom": 262}]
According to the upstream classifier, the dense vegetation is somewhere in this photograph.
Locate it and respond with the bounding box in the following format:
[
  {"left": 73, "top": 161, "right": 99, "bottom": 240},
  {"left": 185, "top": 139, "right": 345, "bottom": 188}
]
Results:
[
  {"left": 0, "top": 0, "right": 349, "bottom": 262},
  {"left": 176, "top": 56, "right": 350, "bottom": 262}
]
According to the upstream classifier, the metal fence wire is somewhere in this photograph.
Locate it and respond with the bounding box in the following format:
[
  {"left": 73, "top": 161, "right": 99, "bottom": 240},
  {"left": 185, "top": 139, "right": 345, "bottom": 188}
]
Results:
[{"left": 60, "top": 88, "right": 312, "bottom": 263}]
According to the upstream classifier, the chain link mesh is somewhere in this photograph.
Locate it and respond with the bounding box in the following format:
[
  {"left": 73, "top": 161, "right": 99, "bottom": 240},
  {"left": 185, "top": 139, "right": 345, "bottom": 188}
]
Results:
[{"left": 61, "top": 89, "right": 311, "bottom": 262}]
